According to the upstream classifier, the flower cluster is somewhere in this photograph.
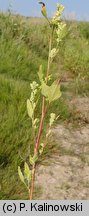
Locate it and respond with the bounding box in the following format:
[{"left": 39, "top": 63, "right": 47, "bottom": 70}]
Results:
[
  {"left": 52, "top": 3, "right": 64, "bottom": 25},
  {"left": 49, "top": 48, "right": 58, "bottom": 59},
  {"left": 56, "top": 22, "right": 66, "bottom": 43},
  {"left": 30, "top": 81, "right": 39, "bottom": 102},
  {"left": 27, "top": 81, "right": 39, "bottom": 129},
  {"left": 51, "top": 3, "right": 66, "bottom": 44}
]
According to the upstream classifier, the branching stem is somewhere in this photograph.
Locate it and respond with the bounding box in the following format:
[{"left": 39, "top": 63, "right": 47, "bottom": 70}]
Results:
[{"left": 29, "top": 30, "right": 52, "bottom": 200}]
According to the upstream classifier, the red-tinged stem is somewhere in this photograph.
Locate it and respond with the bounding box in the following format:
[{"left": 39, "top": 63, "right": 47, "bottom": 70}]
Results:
[
  {"left": 29, "top": 32, "right": 52, "bottom": 200},
  {"left": 29, "top": 97, "right": 45, "bottom": 200},
  {"left": 29, "top": 164, "right": 35, "bottom": 200}
]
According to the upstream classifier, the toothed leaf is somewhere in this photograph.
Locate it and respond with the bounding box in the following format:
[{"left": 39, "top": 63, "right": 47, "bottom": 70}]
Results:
[
  {"left": 24, "top": 162, "right": 31, "bottom": 182},
  {"left": 18, "top": 166, "right": 25, "bottom": 184},
  {"left": 38, "top": 65, "right": 43, "bottom": 82},
  {"left": 27, "top": 99, "right": 33, "bottom": 119}
]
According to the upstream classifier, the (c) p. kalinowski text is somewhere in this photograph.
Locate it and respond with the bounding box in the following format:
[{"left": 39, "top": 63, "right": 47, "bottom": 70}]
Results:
[{"left": 31, "top": 202, "right": 83, "bottom": 212}]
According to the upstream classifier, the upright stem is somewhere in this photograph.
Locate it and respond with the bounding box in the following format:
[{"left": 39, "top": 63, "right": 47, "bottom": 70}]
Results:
[
  {"left": 29, "top": 98, "right": 45, "bottom": 200},
  {"left": 29, "top": 31, "right": 52, "bottom": 200},
  {"left": 29, "top": 164, "right": 35, "bottom": 200}
]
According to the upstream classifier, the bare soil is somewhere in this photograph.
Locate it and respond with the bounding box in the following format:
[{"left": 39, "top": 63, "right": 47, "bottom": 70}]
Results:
[{"left": 35, "top": 96, "right": 89, "bottom": 199}]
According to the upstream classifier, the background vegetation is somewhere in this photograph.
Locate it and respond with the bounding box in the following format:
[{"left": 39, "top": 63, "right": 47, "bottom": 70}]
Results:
[{"left": 0, "top": 12, "right": 89, "bottom": 199}]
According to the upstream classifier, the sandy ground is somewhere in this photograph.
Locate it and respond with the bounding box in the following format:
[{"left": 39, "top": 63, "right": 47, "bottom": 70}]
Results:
[{"left": 35, "top": 96, "right": 89, "bottom": 199}]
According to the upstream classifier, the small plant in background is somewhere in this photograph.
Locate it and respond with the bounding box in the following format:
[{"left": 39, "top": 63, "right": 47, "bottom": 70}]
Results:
[{"left": 18, "top": 2, "right": 66, "bottom": 200}]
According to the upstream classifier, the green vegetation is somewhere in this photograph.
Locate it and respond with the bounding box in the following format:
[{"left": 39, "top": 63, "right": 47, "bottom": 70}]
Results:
[{"left": 0, "top": 12, "right": 89, "bottom": 199}]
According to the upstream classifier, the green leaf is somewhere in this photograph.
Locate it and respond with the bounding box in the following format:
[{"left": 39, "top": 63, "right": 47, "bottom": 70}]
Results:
[
  {"left": 39, "top": 143, "right": 44, "bottom": 155},
  {"left": 33, "top": 118, "right": 39, "bottom": 125},
  {"left": 18, "top": 166, "right": 25, "bottom": 184},
  {"left": 29, "top": 154, "right": 38, "bottom": 166},
  {"left": 49, "top": 81, "right": 61, "bottom": 102},
  {"left": 41, "top": 81, "right": 61, "bottom": 103},
  {"left": 27, "top": 99, "right": 33, "bottom": 119},
  {"left": 24, "top": 162, "right": 31, "bottom": 182},
  {"left": 40, "top": 143, "right": 44, "bottom": 147},
  {"left": 38, "top": 65, "right": 43, "bottom": 82},
  {"left": 42, "top": 7, "right": 47, "bottom": 18},
  {"left": 41, "top": 81, "right": 50, "bottom": 98},
  {"left": 39, "top": 149, "right": 43, "bottom": 155},
  {"left": 29, "top": 155, "right": 34, "bottom": 165}
]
